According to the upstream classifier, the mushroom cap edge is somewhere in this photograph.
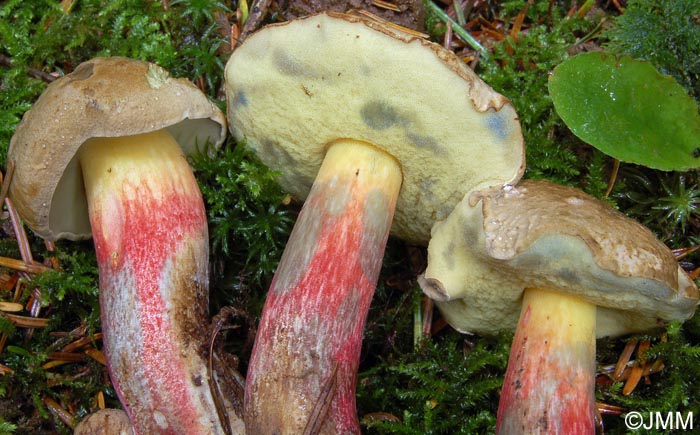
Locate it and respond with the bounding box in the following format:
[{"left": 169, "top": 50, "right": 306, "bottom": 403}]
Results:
[
  {"left": 7, "top": 56, "right": 226, "bottom": 241},
  {"left": 420, "top": 179, "right": 699, "bottom": 337}
]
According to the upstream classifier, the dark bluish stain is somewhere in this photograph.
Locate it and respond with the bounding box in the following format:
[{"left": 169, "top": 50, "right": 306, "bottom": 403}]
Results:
[
  {"left": 274, "top": 48, "right": 310, "bottom": 77},
  {"left": 234, "top": 89, "right": 248, "bottom": 108},
  {"left": 361, "top": 100, "right": 404, "bottom": 130},
  {"left": 361, "top": 100, "right": 444, "bottom": 154},
  {"left": 407, "top": 131, "right": 443, "bottom": 154},
  {"left": 486, "top": 110, "right": 509, "bottom": 142},
  {"left": 557, "top": 268, "right": 582, "bottom": 284}
]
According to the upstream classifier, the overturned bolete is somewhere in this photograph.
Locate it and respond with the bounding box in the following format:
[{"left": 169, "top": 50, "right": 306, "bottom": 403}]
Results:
[
  {"left": 419, "top": 179, "right": 699, "bottom": 434},
  {"left": 225, "top": 12, "right": 525, "bottom": 434},
  {"left": 8, "top": 57, "right": 240, "bottom": 435}
]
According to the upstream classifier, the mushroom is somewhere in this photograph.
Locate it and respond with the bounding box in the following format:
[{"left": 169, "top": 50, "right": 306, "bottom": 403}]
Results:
[
  {"left": 419, "top": 179, "right": 699, "bottom": 434},
  {"left": 224, "top": 12, "right": 525, "bottom": 434},
  {"left": 74, "top": 409, "right": 134, "bottom": 435},
  {"left": 8, "top": 57, "right": 242, "bottom": 435}
]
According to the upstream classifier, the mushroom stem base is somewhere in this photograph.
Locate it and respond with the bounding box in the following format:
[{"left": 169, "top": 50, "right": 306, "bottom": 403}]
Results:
[
  {"left": 496, "top": 287, "right": 597, "bottom": 435},
  {"left": 80, "top": 130, "right": 236, "bottom": 435},
  {"left": 244, "top": 139, "right": 402, "bottom": 435}
]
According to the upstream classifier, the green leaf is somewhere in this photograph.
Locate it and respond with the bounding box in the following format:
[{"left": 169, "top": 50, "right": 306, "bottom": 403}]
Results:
[{"left": 548, "top": 51, "right": 700, "bottom": 170}]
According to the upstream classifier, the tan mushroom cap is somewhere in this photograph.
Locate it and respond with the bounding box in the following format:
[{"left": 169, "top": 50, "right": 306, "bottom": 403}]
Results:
[
  {"left": 224, "top": 12, "right": 525, "bottom": 245},
  {"left": 419, "top": 179, "right": 699, "bottom": 337},
  {"left": 7, "top": 56, "right": 226, "bottom": 241},
  {"left": 73, "top": 409, "right": 134, "bottom": 435}
]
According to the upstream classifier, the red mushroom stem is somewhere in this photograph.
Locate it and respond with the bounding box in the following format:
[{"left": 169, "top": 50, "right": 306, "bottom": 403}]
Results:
[
  {"left": 496, "top": 287, "right": 597, "bottom": 435},
  {"left": 244, "top": 139, "right": 402, "bottom": 434},
  {"left": 79, "top": 130, "right": 229, "bottom": 435}
]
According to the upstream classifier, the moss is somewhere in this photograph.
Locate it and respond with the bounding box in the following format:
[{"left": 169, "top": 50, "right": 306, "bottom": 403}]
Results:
[
  {"left": 0, "top": 245, "right": 108, "bottom": 435},
  {"left": 603, "top": 0, "right": 700, "bottom": 101},
  {"left": 0, "top": 420, "right": 17, "bottom": 435},
  {"left": 358, "top": 329, "right": 511, "bottom": 435},
  {"left": 615, "top": 169, "right": 700, "bottom": 247},
  {"left": 189, "top": 142, "right": 294, "bottom": 309},
  {"left": 2, "top": 1, "right": 699, "bottom": 434}
]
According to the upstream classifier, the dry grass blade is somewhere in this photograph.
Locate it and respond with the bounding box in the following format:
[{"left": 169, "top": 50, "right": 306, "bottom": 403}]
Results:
[
  {"left": 2, "top": 313, "right": 50, "bottom": 328},
  {"left": 0, "top": 56, "right": 58, "bottom": 83},
  {"left": 0, "top": 256, "right": 50, "bottom": 274},
  {"left": 44, "top": 396, "right": 75, "bottom": 429},
  {"left": 600, "top": 358, "right": 665, "bottom": 383},
  {"left": 0, "top": 160, "right": 14, "bottom": 206},
  {"left": 613, "top": 339, "right": 637, "bottom": 380},
  {"left": 509, "top": 1, "right": 530, "bottom": 42},
  {"left": 596, "top": 401, "right": 626, "bottom": 416},
  {"left": 62, "top": 332, "right": 103, "bottom": 353},
  {"left": 208, "top": 306, "right": 246, "bottom": 435},
  {"left": 47, "top": 351, "right": 86, "bottom": 362},
  {"left": 42, "top": 360, "right": 73, "bottom": 370},
  {"left": 0, "top": 301, "right": 23, "bottom": 312},
  {"left": 5, "top": 197, "right": 34, "bottom": 264},
  {"left": 372, "top": 0, "right": 402, "bottom": 13},
  {"left": 672, "top": 245, "right": 699, "bottom": 260},
  {"left": 84, "top": 348, "right": 106, "bottom": 365},
  {"left": 622, "top": 340, "right": 651, "bottom": 395},
  {"left": 97, "top": 391, "right": 106, "bottom": 409}
]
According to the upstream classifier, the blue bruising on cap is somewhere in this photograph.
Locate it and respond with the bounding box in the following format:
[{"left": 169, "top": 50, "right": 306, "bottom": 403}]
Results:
[
  {"left": 274, "top": 48, "right": 316, "bottom": 78},
  {"left": 407, "top": 132, "right": 443, "bottom": 154},
  {"left": 361, "top": 100, "right": 403, "bottom": 130},
  {"left": 485, "top": 110, "right": 509, "bottom": 142},
  {"left": 234, "top": 89, "right": 248, "bottom": 108},
  {"left": 361, "top": 100, "right": 444, "bottom": 154}
]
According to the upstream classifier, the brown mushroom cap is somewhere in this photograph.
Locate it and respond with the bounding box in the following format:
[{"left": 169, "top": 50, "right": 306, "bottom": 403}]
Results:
[
  {"left": 420, "top": 179, "right": 699, "bottom": 337},
  {"left": 224, "top": 12, "right": 525, "bottom": 245},
  {"left": 73, "top": 409, "right": 134, "bottom": 435},
  {"left": 7, "top": 56, "right": 226, "bottom": 241}
]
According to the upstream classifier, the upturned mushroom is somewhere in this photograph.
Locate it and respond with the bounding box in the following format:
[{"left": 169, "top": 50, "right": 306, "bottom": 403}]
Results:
[
  {"left": 8, "top": 57, "right": 242, "bottom": 435},
  {"left": 224, "top": 12, "right": 525, "bottom": 434},
  {"left": 419, "top": 179, "right": 699, "bottom": 434}
]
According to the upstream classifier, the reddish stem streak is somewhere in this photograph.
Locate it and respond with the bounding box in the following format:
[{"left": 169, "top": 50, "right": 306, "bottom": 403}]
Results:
[
  {"left": 91, "top": 180, "right": 209, "bottom": 434},
  {"left": 497, "top": 298, "right": 596, "bottom": 435},
  {"left": 246, "top": 165, "right": 395, "bottom": 434}
]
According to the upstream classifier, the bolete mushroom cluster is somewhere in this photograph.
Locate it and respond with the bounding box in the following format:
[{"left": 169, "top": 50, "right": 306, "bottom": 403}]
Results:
[
  {"left": 419, "top": 179, "right": 699, "bottom": 434},
  {"left": 12, "top": 10, "right": 696, "bottom": 435},
  {"left": 224, "top": 11, "right": 525, "bottom": 434},
  {"left": 8, "top": 57, "right": 242, "bottom": 435}
]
